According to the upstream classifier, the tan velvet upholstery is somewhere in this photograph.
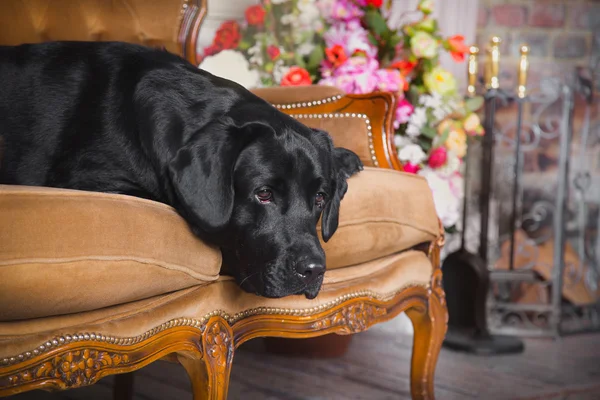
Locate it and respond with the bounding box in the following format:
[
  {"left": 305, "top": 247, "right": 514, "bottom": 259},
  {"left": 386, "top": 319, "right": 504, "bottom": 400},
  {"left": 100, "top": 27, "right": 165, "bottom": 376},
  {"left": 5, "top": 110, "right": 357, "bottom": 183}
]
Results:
[
  {"left": 0, "top": 250, "right": 432, "bottom": 359},
  {"left": 322, "top": 167, "right": 438, "bottom": 269},
  {"left": 0, "top": 0, "right": 183, "bottom": 51},
  {"left": 0, "top": 0, "right": 206, "bottom": 64},
  {"left": 0, "top": 168, "right": 437, "bottom": 321}
]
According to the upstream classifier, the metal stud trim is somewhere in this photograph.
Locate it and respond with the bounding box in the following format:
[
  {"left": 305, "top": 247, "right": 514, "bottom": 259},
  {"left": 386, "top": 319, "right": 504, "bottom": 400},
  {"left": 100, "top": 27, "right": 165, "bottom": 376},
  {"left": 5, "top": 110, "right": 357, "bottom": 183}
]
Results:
[
  {"left": 291, "top": 112, "right": 378, "bottom": 167},
  {"left": 273, "top": 94, "right": 343, "bottom": 110},
  {"left": 1, "top": 284, "right": 427, "bottom": 366}
]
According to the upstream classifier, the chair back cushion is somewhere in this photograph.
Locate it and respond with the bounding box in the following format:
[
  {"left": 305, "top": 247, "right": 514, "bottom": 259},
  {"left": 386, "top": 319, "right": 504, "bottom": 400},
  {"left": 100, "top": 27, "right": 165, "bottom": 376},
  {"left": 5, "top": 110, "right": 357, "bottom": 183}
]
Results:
[{"left": 0, "top": 0, "right": 206, "bottom": 63}]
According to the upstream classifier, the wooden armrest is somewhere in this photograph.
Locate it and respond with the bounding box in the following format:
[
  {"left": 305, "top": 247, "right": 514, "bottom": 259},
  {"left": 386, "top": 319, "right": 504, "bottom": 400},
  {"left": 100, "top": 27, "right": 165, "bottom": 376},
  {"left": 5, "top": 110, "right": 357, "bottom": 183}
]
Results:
[{"left": 252, "top": 86, "right": 403, "bottom": 171}]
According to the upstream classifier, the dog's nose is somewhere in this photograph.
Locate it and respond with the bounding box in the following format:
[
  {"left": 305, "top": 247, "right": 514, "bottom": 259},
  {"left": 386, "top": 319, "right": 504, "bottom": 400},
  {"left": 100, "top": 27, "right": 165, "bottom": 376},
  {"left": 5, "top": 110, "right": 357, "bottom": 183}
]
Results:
[{"left": 295, "top": 263, "right": 325, "bottom": 284}]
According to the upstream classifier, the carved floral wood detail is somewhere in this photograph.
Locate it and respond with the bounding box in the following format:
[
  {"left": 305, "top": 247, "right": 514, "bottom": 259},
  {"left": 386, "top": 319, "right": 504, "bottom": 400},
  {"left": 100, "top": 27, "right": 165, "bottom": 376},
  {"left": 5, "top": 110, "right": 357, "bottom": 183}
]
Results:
[
  {"left": 6, "top": 349, "right": 129, "bottom": 389},
  {"left": 311, "top": 302, "right": 388, "bottom": 333}
]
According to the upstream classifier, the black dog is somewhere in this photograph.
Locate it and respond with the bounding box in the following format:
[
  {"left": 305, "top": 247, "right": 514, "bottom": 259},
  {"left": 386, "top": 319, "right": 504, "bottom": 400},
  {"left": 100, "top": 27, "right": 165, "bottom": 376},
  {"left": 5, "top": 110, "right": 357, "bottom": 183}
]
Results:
[{"left": 0, "top": 41, "right": 362, "bottom": 299}]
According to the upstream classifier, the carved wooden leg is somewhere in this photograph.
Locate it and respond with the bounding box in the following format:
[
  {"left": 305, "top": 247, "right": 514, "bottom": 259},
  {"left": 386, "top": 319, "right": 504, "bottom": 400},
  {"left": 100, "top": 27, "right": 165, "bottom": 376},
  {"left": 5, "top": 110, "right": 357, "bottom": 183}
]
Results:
[
  {"left": 406, "top": 269, "right": 448, "bottom": 400},
  {"left": 178, "top": 317, "right": 234, "bottom": 400}
]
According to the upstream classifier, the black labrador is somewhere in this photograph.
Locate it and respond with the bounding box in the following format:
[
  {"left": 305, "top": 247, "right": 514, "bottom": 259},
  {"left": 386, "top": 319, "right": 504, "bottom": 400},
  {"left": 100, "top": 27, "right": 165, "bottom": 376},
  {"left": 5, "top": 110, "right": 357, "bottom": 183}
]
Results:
[{"left": 0, "top": 41, "right": 363, "bottom": 299}]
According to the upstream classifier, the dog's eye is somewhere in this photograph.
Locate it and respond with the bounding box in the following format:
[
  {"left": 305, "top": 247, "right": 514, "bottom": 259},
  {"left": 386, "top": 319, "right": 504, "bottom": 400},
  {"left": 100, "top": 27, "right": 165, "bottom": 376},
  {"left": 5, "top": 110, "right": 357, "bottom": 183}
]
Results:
[
  {"left": 315, "top": 192, "right": 326, "bottom": 208},
  {"left": 256, "top": 189, "right": 273, "bottom": 203}
]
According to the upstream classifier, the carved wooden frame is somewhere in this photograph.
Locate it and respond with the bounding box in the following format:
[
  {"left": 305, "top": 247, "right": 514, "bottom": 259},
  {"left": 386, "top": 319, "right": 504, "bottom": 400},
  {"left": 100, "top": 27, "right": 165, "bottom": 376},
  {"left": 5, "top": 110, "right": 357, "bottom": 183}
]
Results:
[
  {"left": 0, "top": 91, "right": 446, "bottom": 399},
  {"left": 0, "top": 232, "right": 446, "bottom": 400},
  {"left": 178, "top": 0, "right": 208, "bottom": 65}
]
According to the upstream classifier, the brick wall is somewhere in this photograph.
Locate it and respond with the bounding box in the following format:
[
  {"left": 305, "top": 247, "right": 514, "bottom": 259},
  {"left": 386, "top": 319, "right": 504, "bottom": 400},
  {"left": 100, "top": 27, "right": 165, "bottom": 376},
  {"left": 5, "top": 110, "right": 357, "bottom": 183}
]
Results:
[{"left": 477, "top": 0, "right": 600, "bottom": 89}]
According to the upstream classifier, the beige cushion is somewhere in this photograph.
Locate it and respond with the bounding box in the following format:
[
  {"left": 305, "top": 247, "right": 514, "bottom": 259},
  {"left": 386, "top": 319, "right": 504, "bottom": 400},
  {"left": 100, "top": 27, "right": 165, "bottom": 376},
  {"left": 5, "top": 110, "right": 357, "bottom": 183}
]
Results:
[
  {"left": 0, "top": 186, "right": 222, "bottom": 321},
  {"left": 323, "top": 167, "right": 438, "bottom": 269},
  {"left": 0, "top": 250, "right": 433, "bottom": 359},
  {"left": 0, "top": 168, "right": 437, "bottom": 321}
]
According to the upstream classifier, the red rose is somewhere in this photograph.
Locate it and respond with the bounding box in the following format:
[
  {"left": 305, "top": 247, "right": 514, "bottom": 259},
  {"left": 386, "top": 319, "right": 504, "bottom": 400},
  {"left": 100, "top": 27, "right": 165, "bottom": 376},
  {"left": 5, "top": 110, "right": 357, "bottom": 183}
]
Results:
[
  {"left": 267, "top": 45, "right": 280, "bottom": 60},
  {"left": 403, "top": 163, "right": 421, "bottom": 174},
  {"left": 325, "top": 44, "right": 348, "bottom": 67},
  {"left": 203, "top": 44, "right": 223, "bottom": 58},
  {"left": 281, "top": 67, "right": 312, "bottom": 86},
  {"left": 428, "top": 147, "right": 448, "bottom": 169},
  {"left": 214, "top": 21, "right": 241, "bottom": 51},
  {"left": 245, "top": 5, "right": 266, "bottom": 26},
  {"left": 447, "top": 35, "right": 470, "bottom": 63},
  {"left": 367, "top": 0, "right": 383, "bottom": 7}
]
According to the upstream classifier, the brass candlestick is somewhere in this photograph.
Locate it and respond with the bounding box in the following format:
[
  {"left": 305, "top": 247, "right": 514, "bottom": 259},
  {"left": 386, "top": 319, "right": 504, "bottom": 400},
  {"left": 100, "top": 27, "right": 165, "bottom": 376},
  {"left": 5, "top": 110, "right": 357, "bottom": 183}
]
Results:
[
  {"left": 485, "top": 36, "right": 501, "bottom": 89},
  {"left": 467, "top": 46, "right": 479, "bottom": 97},
  {"left": 517, "top": 44, "right": 529, "bottom": 98}
]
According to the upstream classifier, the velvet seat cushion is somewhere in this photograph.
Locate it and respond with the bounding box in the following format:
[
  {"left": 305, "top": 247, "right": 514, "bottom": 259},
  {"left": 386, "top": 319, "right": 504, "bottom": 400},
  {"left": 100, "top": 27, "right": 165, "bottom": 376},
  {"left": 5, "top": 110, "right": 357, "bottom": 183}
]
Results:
[
  {"left": 0, "top": 168, "right": 438, "bottom": 321},
  {"left": 0, "top": 250, "right": 433, "bottom": 360}
]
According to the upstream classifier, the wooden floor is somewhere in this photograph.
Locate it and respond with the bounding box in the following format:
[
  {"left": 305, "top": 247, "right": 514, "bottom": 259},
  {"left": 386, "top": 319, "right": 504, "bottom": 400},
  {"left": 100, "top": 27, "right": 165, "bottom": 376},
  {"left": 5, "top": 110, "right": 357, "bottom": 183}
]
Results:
[{"left": 9, "top": 318, "right": 600, "bottom": 400}]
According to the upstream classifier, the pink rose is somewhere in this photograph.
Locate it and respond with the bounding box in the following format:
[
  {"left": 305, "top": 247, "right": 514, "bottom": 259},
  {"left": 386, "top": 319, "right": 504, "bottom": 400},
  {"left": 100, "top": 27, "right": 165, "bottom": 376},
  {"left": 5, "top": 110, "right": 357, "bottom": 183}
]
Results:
[
  {"left": 428, "top": 147, "right": 448, "bottom": 169},
  {"left": 394, "top": 99, "right": 414, "bottom": 129},
  {"left": 374, "top": 69, "right": 403, "bottom": 92},
  {"left": 403, "top": 163, "right": 421, "bottom": 174},
  {"left": 329, "top": 0, "right": 364, "bottom": 21}
]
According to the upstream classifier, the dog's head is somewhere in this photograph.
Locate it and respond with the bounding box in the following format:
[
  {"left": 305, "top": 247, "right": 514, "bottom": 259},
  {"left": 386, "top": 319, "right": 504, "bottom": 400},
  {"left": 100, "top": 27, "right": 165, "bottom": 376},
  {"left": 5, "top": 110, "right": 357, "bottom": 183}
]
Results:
[{"left": 168, "top": 104, "right": 362, "bottom": 299}]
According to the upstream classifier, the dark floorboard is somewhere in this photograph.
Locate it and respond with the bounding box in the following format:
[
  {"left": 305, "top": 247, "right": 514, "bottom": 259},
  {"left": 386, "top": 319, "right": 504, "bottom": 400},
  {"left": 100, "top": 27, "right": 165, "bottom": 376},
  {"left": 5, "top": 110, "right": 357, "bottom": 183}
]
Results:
[{"left": 8, "top": 318, "right": 600, "bottom": 400}]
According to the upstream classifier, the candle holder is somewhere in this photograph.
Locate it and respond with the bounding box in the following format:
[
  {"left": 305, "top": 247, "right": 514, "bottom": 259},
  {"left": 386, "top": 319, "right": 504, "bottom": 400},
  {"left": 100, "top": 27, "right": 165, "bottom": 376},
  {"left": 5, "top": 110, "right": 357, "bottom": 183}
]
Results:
[{"left": 446, "top": 35, "right": 600, "bottom": 339}]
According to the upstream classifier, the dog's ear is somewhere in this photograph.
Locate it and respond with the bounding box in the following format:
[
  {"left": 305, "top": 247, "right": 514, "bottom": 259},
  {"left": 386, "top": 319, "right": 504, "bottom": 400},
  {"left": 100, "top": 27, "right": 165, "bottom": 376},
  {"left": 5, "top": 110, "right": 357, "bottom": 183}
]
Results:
[
  {"left": 321, "top": 147, "right": 363, "bottom": 242},
  {"left": 168, "top": 123, "right": 242, "bottom": 236}
]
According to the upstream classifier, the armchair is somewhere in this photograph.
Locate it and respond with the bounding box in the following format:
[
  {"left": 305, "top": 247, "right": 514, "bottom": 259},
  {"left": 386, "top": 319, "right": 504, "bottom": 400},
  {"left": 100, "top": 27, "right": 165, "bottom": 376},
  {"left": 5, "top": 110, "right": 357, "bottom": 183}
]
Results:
[{"left": 0, "top": 1, "right": 447, "bottom": 399}]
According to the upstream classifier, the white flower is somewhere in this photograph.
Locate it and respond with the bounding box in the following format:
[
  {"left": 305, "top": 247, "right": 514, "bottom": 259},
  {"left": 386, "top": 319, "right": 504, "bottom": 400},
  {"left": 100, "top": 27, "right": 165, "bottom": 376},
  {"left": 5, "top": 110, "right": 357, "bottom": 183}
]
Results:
[
  {"left": 247, "top": 43, "right": 263, "bottom": 66},
  {"left": 419, "top": 92, "right": 442, "bottom": 109},
  {"left": 297, "top": 42, "right": 316, "bottom": 56},
  {"left": 297, "top": 0, "right": 317, "bottom": 11},
  {"left": 409, "top": 107, "right": 427, "bottom": 128},
  {"left": 298, "top": 4, "right": 320, "bottom": 26},
  {"left": 406, "top": 123, "right": 421, "bottom": 138},
  {"left": 418, "top": 167, "right": 462, "bottom": 228},
  {"left": 272, "top": 0, "right": 290, "bottom": 3},
  {"left": 394, "top": 134, "right": 414, "bottom": 148},
  {"left": 273, "top": 62, "right": 289, "bottom": 85},
  {"left": 281, "top": 14, "right": 295, "bottom": 25},
  {"left": 433, "top": 106, "right": 448, "bottom": 122},
  {"left": 439, "top": 151, "right": 461, "bottom": 175},
  {"left": 406, "top": 107, "right": 427, "bottom": 136},
  {"left": 398, "top": 144, "right": 427, "bottom": 165},
  {"left": 199, "top": 50, "right": 260, "bottom": 89}
]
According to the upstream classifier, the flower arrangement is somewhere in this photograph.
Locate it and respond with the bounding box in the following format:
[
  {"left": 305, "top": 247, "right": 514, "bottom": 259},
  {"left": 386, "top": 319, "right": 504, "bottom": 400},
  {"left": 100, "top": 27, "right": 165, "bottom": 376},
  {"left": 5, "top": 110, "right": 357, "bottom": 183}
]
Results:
[{"left": 199, "top": 0, "right": 484, "bottom": 230}]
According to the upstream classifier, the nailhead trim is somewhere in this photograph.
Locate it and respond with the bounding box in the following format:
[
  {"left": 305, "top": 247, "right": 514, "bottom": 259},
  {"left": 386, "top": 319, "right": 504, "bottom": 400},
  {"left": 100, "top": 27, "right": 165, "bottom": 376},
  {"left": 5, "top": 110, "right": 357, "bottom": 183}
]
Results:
[
  {"left": 1, "top": 286, "right": 428, "bottom": 366},
  {"left": 273, "top": 94, "right": 343, "bottom": 110},
  {"left": 291, "top": 113, "right": 378, "bottom": 167}
]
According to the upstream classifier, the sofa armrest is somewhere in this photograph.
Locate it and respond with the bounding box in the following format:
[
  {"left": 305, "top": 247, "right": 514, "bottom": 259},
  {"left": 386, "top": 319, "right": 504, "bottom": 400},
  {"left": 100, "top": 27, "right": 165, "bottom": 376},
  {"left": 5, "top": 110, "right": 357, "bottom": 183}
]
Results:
[{"left": 251, "top": 86, "right": 403, "bottom": 171}]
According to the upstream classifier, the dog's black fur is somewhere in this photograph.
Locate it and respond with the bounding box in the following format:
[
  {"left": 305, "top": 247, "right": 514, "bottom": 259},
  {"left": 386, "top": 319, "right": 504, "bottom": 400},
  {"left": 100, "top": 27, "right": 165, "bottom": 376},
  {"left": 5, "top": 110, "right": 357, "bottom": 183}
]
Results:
[{"left": 0, "top": 41, "right": 363, "bottom": 299}]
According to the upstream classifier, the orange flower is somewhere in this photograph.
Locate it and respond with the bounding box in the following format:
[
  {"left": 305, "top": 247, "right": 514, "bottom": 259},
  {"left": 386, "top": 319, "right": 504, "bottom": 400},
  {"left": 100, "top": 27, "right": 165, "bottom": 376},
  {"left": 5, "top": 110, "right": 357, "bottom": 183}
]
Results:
[
  {"left": 325, "top": 45, "right": 348, "bottom": 68},
  {"left": 245, "top": 5, "right": 266, "bottom": 26},
  {"left": 447, "top": 35, "right": 469, "bottom": 63},
  {"left": 281, "top": 67, "right": 312, "bottom": 86},
  {"left": 389, "top": 60, "right": 417, "bottom": 76}
]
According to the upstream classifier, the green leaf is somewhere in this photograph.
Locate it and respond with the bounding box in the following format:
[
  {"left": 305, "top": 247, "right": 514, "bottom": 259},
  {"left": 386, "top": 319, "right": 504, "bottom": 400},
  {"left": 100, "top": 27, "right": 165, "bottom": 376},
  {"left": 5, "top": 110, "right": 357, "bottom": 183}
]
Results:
[
  {"left": 365, "top": 10, "right": 388, "bottom": 36},
  {"left": 238, "top": 39, "right": 252, "bottom": 51},
  {"left": 367, "top": 32, "right": 379, "bottom": 46},
  {"left": 435, "top": 127, "right": 450, "bottom": 148},
  {"left": 465, "top": 96, "right": 484, "bottom": 112},
  {"left": 421, "top": 125, "right": 437, "bottom": 139},
  {"left": 419, "top": 137, "right": 432, "bottom": 151},
  {"left": 307, "top": 44, "right": 324, "bottom": 71}
]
